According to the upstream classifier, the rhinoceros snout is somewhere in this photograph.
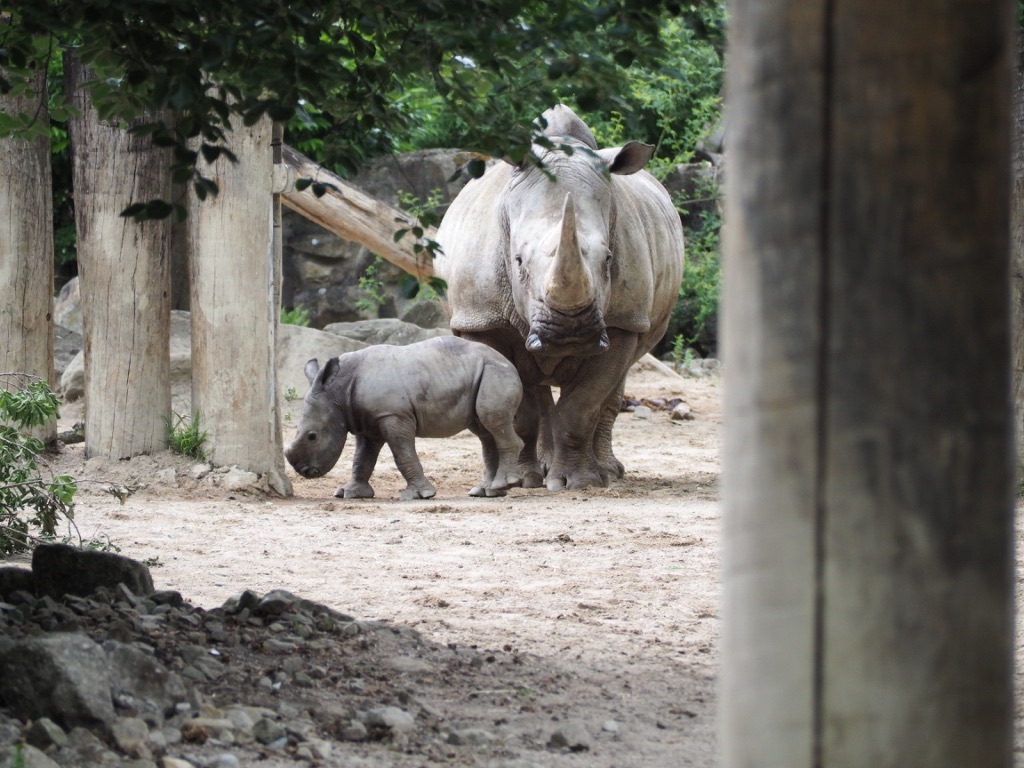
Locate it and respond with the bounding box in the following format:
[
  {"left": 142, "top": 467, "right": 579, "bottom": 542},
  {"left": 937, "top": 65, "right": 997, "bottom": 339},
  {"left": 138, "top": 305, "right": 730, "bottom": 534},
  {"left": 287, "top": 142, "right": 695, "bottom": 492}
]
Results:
[
  {"left": 525, "top": 328, "right": 610, "bottom": 357},
  {"left": 284, "top": 445, "right": 325, "bottom": 478}
]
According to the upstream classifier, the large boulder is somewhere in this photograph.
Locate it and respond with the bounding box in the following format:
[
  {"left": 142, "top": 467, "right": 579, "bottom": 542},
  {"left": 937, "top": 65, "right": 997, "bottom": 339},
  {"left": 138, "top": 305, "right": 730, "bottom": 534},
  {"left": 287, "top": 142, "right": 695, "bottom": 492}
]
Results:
[
  {"left": 323, "top": 318, "right": 450, "bottom": 347},
  {"left": 282, "top": 149, "right": 474, "bottom": 327}
]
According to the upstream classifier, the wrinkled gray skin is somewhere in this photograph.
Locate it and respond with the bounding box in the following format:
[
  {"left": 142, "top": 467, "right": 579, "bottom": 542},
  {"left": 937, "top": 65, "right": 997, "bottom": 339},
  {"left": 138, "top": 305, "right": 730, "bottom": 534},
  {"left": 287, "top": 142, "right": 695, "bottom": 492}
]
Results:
[
  {"left": 435, "top": 105, "right": 685, "bottom": 491},
  {"left": 285, "top": 336, "right": 524, "bottom": 500}
]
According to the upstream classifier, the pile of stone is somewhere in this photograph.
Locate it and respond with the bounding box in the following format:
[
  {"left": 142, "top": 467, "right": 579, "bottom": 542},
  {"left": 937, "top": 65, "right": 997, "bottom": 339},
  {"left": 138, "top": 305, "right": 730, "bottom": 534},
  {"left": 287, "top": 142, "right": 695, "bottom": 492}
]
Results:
[{"left": 0, "top": 545, "right": 449, "bottom": 767}]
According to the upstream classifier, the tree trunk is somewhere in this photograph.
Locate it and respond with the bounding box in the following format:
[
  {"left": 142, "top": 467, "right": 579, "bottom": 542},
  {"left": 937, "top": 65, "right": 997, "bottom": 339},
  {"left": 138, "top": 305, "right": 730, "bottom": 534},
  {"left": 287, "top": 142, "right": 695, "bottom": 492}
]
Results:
[
  {"left": 65, "top": 55, "right": 172, "bottom": 460},
  {"left": 1012, "top": 28, "right": 1024, "bottom": 482},
  {"left": 721, "top": 1, "right": 1013, "bottom": 766},
  {"left": 189, "top": 113, "right": 291, "bottom": 496},
  {"left": 0, "top": 67, "right": 55, "bottom": 442}
]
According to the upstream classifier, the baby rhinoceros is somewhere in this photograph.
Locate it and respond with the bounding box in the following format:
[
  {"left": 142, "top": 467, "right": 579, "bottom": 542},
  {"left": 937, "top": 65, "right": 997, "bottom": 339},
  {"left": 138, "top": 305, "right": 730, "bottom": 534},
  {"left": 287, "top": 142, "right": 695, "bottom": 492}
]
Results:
[{"left": 285, "top": 336, "right": 525, "bottom": 500}]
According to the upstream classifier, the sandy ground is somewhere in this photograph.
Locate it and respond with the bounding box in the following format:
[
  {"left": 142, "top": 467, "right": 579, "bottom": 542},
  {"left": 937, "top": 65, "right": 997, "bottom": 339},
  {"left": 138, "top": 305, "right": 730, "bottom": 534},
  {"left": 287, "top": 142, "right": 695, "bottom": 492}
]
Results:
[
  {"left": 28, "top": 360, "right": 1024, "bottom": 766},
  {"left": 37, "top": 361, "right": 721, "bottom": 766}
]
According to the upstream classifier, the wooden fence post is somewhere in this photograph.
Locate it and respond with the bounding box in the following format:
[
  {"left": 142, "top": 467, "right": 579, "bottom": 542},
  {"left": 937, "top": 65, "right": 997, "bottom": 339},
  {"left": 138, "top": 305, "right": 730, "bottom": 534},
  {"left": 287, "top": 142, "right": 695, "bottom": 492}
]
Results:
[
  {"left": 188, "top": 112, "right": 291, "bottom": 496},
  {"left": 721, "top": 1, "right": 1014, "bottom": 765},
  {"left": 0, "top": 68, "right": 55, "bottom": 442},
  {"left": 66, "top": 55, "right": 172, "bottom": 459}
]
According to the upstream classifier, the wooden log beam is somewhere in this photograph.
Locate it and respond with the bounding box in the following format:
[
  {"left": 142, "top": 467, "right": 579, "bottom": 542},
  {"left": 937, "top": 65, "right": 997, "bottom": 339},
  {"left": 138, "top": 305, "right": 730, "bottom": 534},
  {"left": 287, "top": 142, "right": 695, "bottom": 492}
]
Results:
[{"left": 280, "top": 145, "right": 436, "bottom": 280}]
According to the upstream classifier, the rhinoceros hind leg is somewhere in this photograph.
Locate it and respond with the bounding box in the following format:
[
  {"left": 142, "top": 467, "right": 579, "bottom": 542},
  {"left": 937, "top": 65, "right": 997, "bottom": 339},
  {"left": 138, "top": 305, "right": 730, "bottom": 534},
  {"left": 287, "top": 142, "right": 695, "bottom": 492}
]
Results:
[
  {"left": 546, "top": 464, "right": 609, "bottom": 492},
  {"left": 337, "top": 480, "right": 374, "bottom": 499}
]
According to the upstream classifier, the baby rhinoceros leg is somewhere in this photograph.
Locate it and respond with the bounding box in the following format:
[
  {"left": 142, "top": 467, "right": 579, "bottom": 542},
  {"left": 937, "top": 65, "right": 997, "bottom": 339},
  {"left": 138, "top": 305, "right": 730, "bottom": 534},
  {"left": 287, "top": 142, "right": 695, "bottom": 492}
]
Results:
[
  {"left": 336, "top": 434, "right": 382, "bottom": 499},
  {"left": 379, "top": 417, "right": 437, "bottom": 500},
  {"left": 468, "top": 361, "right": 525, "bottom": 498}
]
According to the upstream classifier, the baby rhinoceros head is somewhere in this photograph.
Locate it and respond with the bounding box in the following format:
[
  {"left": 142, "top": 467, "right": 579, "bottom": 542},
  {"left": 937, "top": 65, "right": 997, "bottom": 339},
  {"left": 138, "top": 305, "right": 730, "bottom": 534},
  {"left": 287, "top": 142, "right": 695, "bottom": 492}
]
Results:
[{"left": 284, "top": 357, "right": 347, "bottom": 479}]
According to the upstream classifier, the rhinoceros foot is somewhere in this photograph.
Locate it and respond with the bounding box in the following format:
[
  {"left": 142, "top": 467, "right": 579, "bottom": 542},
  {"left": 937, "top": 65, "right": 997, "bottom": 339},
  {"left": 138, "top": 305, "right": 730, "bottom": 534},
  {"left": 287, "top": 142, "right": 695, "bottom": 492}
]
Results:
[
  {"left": 545, "top": 464, "right": 610, "bottom": 492},
  {"left": 469, "top": 484, "right": 507, "bottom": 498},
  {"left": 468, "top": 467, "right": 524, "bottom": 497},
  {"left": 337, "top": 481, "right": 374, "bottom": 499},
  {"left": 400, "top": 483, "right": 437, "bottom": 501}
]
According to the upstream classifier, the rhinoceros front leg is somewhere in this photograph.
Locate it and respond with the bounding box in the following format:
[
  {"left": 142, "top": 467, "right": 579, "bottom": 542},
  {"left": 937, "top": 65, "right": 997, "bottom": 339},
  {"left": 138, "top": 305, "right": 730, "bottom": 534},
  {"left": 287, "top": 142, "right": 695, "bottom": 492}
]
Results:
[
  {"left": 379, "top": 416, "right": 437, "bottom": 500},
  {"left": 338, "top": 433, "right": 383, "bottom": 499},
  {"left": 593, "top": 372, "right": 628, "bottom": 481},
  {"left": 545, "top": 332, "right": 637, "bottom": 491}
]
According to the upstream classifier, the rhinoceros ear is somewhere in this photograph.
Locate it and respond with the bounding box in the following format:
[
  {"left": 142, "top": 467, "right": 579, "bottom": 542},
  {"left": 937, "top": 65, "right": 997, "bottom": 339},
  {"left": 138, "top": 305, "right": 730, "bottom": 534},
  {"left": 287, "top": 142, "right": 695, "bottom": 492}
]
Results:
[
  {"left": 599, "top": 141, "right": 655, "bottom": 175},
  {"left": 304, "top": 358, "right": 321, "bottom": 386},
  {"left": 317, "top": 356, "right": 341, "bottom": 387}
]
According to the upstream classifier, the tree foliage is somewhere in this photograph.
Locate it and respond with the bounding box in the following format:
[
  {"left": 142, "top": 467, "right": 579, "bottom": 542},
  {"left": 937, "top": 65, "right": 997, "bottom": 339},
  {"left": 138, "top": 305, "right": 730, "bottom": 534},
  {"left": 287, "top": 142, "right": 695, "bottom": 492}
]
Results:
[
  {"left": 0, "top": 0, "right": 720, "bottom": 215},
  {"left": 0, "top": 375, "right": 76, "bottom": 555}
]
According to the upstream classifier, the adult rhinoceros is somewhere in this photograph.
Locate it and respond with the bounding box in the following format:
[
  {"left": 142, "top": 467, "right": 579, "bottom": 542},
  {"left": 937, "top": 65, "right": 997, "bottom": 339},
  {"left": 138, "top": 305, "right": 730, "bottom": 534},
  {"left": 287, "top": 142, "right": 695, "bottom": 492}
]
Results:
[{"left": 434, "top": 105, "right": 685, "bottom": 491}]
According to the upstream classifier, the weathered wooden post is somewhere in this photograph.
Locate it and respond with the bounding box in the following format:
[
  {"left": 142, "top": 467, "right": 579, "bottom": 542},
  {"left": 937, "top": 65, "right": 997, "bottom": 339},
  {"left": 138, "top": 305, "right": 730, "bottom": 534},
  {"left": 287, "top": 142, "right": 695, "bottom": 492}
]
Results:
[
  {"left": 188, "top": 113, "right": 291, "bottom": 496},
  {"left": 1012, "top": 28, "right": 1024, "bottom": 477},
  {"left": 721, "top": 1, "right": 1014, "bottom": 766},
  {"left": 66, "top": 56, "right": 172, "bottom": 459},
  {"left": 0, "top": 68, "right": 55, "bottom": 442}
]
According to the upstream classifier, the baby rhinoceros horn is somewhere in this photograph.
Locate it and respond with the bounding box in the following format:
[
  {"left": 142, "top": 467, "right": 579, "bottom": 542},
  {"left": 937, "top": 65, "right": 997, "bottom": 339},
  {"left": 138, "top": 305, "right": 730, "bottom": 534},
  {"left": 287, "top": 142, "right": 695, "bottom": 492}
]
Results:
[{"left": 543, "top": 193, "right": 594, "bottom": 313}]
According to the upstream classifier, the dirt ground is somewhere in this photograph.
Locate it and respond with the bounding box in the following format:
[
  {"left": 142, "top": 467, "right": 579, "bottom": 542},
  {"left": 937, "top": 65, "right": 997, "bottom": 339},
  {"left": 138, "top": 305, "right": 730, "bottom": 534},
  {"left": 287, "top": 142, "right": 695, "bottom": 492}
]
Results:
[
  {"left": 30, "top": 359, "right": 1024, "bottom": 767},
  {"left": 35, "top": 359, "right": 720, "bottom": 766}
]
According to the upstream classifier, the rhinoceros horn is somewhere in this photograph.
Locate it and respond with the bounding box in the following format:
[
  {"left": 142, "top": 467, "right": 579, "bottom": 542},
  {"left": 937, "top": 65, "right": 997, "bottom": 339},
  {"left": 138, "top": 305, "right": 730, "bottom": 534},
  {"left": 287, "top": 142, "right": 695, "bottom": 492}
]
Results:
[{"left": 543, "top": 193, "right": 593, "bottom": 313}]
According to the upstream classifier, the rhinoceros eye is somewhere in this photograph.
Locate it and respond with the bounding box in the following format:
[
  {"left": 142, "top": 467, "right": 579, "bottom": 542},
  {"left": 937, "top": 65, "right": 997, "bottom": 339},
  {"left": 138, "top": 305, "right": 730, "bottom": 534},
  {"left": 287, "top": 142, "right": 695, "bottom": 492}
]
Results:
[{"left": 307, "top": 432, "right": 318, "bottom": 442}]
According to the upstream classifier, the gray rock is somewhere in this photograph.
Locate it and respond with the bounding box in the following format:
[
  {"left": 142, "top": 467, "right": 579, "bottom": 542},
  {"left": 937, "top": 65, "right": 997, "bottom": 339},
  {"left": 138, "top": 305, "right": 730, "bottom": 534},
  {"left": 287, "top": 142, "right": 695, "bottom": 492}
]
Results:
[
  {"left": 632, "top": 405, "right": 654, "bottom": 420},
  {"left": 201, "top": 754, "right": 241, "bottom": 768},
  {"left": 190, "top": 463, "right": 212, "bottom": 480},
  {"left": 53, "top": 278, "right": 82, "bottom": 335},
  {"left": 0, "top": 714, "right": 22, "bottom": 746},
  {"left": 341, "top": 719, "right": 368, "bottom": 741},
  {"left": 283, "top": 148, "right": 476, "bottom": 327},
  {"left": 0, "top": 743, "right": 62, "bottom": 768},
  {"left": 155, "top": 467, "right": 178, "bottom": 486},
  {"left": 276, "top": 323, "right": 366, "bottom": 418},
  {"left": 401, "top": 300, "right": 450, "bottom": 329},
  {"left": 602, "top": 718, "right": 621, "bottom": 735},
  {"left": 660, "top": 161, "right": 722, "bottom": 231},
  {"left": 59, "top": 351, "right": 84, "bottom": 401},
  {"left": 547, "top": 719, "right": 591, "bottom": 752},
  {"left": 252, "top": 717, "right": 286, "bottom": 745},
  {"left": 323, "top": 318, "right": 450, "bottom": 347},
  {"left": 24, "top": 717, "right": 68, "bottom": 749},
  {"left": 383, "top": 656, "right": 435, "bottom": 675},
  {"left": 111, "top": 716, "right": 151, "bottom": 758},
  {"left": 446, "top": 727, "right": 493, "bottom": 746},
  {"left": 104, "top": 640, "right": 188, "bottom": 724},
  {"left": 363, "top": 706, "right": 415, "bottom": 734},
  {"left": 54, "top": 324, "right": 82, "bottom": 378},
  {"left": 0, "top": 634, "right": 116, "bottom": 731},
  {"left": 670, "top": 402, "right": 694, "bottom": 421},
  {"left": 218, "top": 467, "right": 259, "bottom": 491},
  {"left": 0, "top": 566, "right": 34, "bottom": 597},
  {"left": 32, "top": 542, "right": 154, "bottom": 599}
]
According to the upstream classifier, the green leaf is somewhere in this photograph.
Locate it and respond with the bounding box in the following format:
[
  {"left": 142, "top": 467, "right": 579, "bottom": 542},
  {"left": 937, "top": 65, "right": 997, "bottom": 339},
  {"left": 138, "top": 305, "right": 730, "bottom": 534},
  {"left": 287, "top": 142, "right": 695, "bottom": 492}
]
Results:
[{"left": 466, "top": 158, "right": 486, "bottom": 179}]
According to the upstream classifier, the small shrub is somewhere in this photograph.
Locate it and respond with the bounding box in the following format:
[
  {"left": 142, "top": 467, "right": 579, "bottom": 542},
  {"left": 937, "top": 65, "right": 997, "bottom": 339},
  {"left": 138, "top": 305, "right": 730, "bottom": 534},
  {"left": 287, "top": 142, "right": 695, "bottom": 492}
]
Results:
[
  {"left": 167, "top": 412, "right": 208, "bottom": 461},
  {"left": 666, "top": 174, "right": 722, "bottom": 358},
  {"left": 355, "top": 257, "right": 389, "bottom": 315},
  {"left": 280, "top": 306, "right": 311, "bottom": 327},
  {"left": 0, "top": 374, "right": 77, "bottom": 555}
]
